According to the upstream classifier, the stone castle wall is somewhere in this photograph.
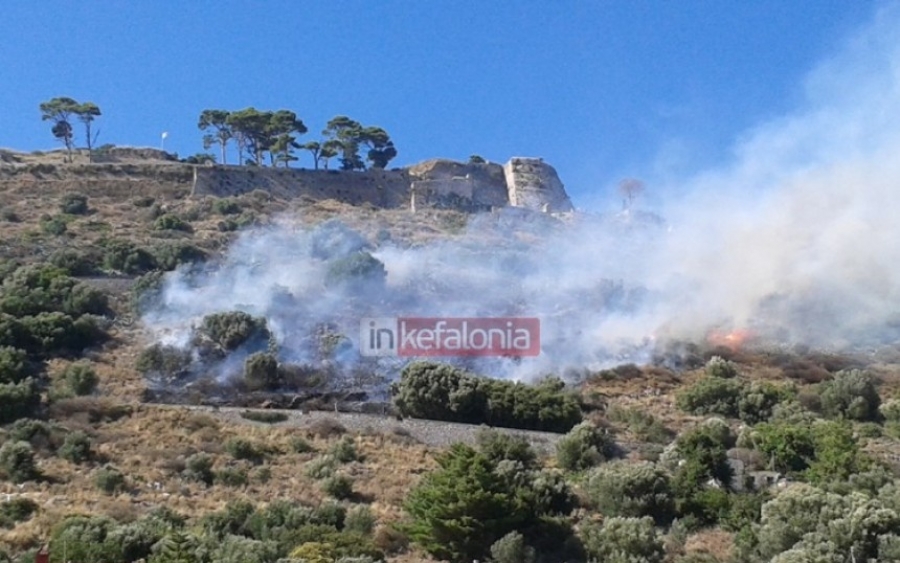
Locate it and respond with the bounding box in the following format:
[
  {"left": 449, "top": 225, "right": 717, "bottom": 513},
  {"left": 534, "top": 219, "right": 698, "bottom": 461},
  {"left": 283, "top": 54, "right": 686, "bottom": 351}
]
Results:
[
  {"left": 0, "top": 150, "right": 575, "bottom": 213},
  {"left": 188, "top": 157, "right": 576, "bottom": 213},
  {"left": 504, "top": 157, "right": 574, "bottom": 212},
  {"left": 191, "top": 166, "right": 413, "bottom": 208}
]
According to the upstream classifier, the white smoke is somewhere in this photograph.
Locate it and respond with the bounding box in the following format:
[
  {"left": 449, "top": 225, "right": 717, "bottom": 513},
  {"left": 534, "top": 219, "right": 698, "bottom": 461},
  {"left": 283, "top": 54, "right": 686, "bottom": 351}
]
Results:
[
  {"left": 143, "top": 4, "right": 900, "bottom": 385},
  {"left": 651, "top": 2, "right": 900, "bottom": 348}
]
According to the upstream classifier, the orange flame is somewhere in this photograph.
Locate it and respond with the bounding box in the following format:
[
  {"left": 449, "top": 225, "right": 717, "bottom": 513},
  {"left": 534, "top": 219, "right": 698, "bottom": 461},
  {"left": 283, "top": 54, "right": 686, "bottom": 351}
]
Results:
[{"left": 707, "top": 328, "right": 754, "bottom": 351}]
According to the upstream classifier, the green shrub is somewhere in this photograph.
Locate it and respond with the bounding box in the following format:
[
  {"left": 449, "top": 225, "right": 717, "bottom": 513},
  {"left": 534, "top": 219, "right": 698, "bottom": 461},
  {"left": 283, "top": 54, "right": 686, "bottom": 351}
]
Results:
[
  {"left": 705, "top": 355, "right": 738, "bottom": 378},
  {"left": 819, "top": 369, "right": 881, "bottom": 421},
  {"left": 40, "top": 215, "right": 68, "bottom": 236},
  {"left": 325, "top": 252, "right": 386, "bottom": 290},
  {"left": 586, "top": 461, "right": 675, "bottom": 525},
  {"left": 62, "top": 362, "right": 98, "bottom": 395},
  {"left": 200, "top": 499, "right": 255, "bottom": 538},
  {"left": 738, "top": 381, "right": 794, "bottom": 424},
  {"left": 0, "top": 346, "right": 32, "bottom": 384},
  {"left": 239, "top": 410, "right": 287, "bottom": 424},
  {"left": 306, "top": 455, "right": 338, "bottom": 480},
  {"left": 721, "top": 491, "right": 769, "bottom": 533},
  {"left": 289, "top": 436, "right": 314, "bottom": 453},
  {"left": 392, "top": 362, "right": 482, "bottom": 422},
  {"left": 48, "top": 515, "right": 117, "bottom": 563},
  {"left": 671, "top": 422, "right": 735, "bottom": 523},
  {"left": 487, "top": 376, "right": 583, "bottom": 432},
  {"left": 94, "top": 466, "right": 126, "bottom": 494},
  {"left": 580, "top": 516, "right": 665, "bottom": 563},
  {"left": 105, "top": 517, "right": 176, "bottom": 563},
  {"left": 48, "top": 248, "right": 100, "bottom": 276},
  {"left": 0, "top": 260, "right": 21, "bottom": 284},
  {"left": 58, "top": 431, "right": 93, "bottom": 464},
  {"left": 215, "top": 465, "right": 249, "bottom": 487},
  {"left": 0, "top": 441, "right": 39, "bottom": 483},
  {"left": 6, "top": 418, "right": 53, "bottom": 450},
  {"left": 676, "top": 376, "right": 743, "bottom": 418},
  {"left": 243, "top": 352, "right": 280, "bottom": 391},
  {"left": 769, "top": 399, "right": 818, "bottom": 424},
  {"left": 345, "top": 505, "right": 376, "bottom": 535},
  {"left": 225, "top": 438, "right": 265, "bottom": 464},
  {"left": 323, "top": 474, "right": 355, "bottom": 500},
  {"left": 20, "top": 312, "right": 107, "bottom": 356},
  {"left": 313, "top": 501, "right": 347, "bottom": 529},
  {"left": 60, "top": 193, "right": 89, "bottom": 215},
  {"left": 749, "top": 421, "right": 816, "bottom": 474},
  {"left": 154, "top": 214, "right": 192, "bottom": 232},
  {"left": 606, "top": 405, "right": 674, "bottom": 444},
  {"left": 152, "top": 242, "right": 207, "bottom": 271},
  {"left": 806, "top": 420, "right": 872, "bottom": 484},
  {"left": 183, "top": 453, "right": 214, "bottom": 485},
  {"left": 475, "top": 428, "right": 537, "bottom": 468},
  {"left": 0, "top": 497, "right": 37, "bottom": 528},
  {"left": 880, "top": 398, "right": 900, "bottom": 422},
  {"left": 212, "top": 198, "right": 242, "bottom": 215},
  {"left": 0, "top": 264, "right": 106, "bottom": 318},
  {"left": 391, "top": 361, "right": 581, "bottom": 432},
  {"left": 62, "top": 285, "right": 108, "bottom": 318},
  {"left": 135, "top": 343, "right": 191, "bottom": 377},
  {"left": 329, "top": 436, "right": 359, "bottom": 464},
  {"left": 738, "top": 483, "right": 900, "bottom": 562},
  {"left": 0, "top": 378, "right": 41, "bottom": 424},
  {"left": 130, "top": 270, "right": 166, "bottom": 314},
  {"left": 403, "top": 443, "right": 573, "bottom": 563},
  {"left": 490, "top": 531, "right": 536, "bottom": 563},
  {"left": 856, "top": 421, "right": 882, "bottom": 438},
  {"left": 556, "top": 421, "right": 617, "bottom": 471},
  {"left": 102, "top": 239, "right": 157, "bottom": 274},
  {"left": 194, "top": 311, "right": 271, "bottom": 352}
]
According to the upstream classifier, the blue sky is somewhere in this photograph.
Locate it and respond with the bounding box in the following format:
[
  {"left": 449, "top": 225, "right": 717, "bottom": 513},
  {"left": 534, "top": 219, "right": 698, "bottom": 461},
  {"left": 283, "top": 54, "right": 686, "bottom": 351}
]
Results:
[{"left": 0, "top": 1, "right": 882, "bottom": 207}]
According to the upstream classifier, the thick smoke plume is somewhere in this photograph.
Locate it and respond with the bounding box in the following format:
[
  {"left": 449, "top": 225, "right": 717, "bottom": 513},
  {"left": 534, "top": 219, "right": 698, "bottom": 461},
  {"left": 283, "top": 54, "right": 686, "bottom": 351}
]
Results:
[{"left": 143, "top": 4, "right": 900, "bottom": 384}]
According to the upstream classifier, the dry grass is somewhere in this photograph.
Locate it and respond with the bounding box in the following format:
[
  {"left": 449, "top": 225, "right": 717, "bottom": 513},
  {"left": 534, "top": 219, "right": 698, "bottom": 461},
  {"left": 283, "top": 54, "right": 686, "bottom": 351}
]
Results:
[
  {"left": 0, "top": 405, "right": 437, "bottom": 552},
  {"left": 683, "top": 528, "right": 734, "bottom": 561}
]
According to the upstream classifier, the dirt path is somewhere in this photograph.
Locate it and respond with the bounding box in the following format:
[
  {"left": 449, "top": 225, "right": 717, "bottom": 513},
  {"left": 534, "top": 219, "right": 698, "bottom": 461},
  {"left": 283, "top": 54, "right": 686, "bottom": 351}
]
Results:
[{"left": 149, "top": 403, "right": 567, "bottom": 453}]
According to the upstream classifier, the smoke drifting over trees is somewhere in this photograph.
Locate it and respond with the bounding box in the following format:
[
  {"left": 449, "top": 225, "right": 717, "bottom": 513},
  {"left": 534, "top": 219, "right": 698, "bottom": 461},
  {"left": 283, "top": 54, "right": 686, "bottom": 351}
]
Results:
[{"left": 143, "top": 4, "right": 900, "bottom": 384}]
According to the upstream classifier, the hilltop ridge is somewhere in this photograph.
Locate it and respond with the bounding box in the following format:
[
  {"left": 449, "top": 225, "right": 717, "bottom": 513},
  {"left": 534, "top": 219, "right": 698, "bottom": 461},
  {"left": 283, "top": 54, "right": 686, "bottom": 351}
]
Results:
[{"left": 0, "top": 147, "right": 575, "bottom": 214}]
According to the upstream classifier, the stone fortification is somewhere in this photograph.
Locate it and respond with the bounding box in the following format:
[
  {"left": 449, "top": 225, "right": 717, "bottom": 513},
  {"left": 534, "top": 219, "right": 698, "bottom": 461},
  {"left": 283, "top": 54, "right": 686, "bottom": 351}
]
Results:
[
  {"left": 191, "top": 157, "right": 575, "bottom": 213},
  {"left": 503, "top": 157, "right": 574, "bottom": 212}
]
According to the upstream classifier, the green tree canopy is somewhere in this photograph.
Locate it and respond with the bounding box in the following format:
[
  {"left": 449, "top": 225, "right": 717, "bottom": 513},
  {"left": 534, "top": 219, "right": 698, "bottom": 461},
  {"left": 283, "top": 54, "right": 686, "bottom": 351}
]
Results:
[
  {"left": 404, "top": 442, "right": 574, "bottom": 563},
  {"left": 75, "top": 102, "right": 101, "bottom": 162},
  {"left": 320, "top": 116, "right": 397, "bottom": 170},
  {"left": 39, "top": 97, "right": 80, "bottom": 160},
  {"left": 198, "top": 109, "right": 232, "bottom": 164}
]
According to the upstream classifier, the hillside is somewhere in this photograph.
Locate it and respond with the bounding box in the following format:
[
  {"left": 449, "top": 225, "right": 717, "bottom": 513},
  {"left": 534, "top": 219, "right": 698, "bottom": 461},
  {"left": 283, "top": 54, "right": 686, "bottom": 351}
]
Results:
[{"left": 1, "top": 150, "right": 900, "bottom": 563}]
